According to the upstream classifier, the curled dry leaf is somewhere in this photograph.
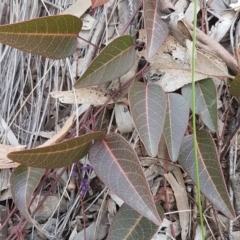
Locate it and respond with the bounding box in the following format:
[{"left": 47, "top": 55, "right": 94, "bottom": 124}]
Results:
[
  {"left": 138, "top": 35, "right": 232, "bottom": 92},
  {"left": 50, "top": 87, "right": 113, "bottom": 106}
]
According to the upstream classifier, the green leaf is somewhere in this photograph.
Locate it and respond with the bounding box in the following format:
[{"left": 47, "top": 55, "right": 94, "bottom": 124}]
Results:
[
  {"left": 10, "top": 166, "right": 52, "bottom": 237},
  {"left": 182, "top": 78, "right": 218, "bottom": 132},
  {"left": 229, "top": 74, "right": 240, "bottom": 96},
  {"left": 7, "top": 131, "right": 105, "bottom": 168},
  {"left": 108, "top": 204, "right": 164, "bottom": 240},
  {"left": 143, "top": 0, "right": 169, "bottom": 58},
  {"left": 89, "top": 133, "right": 162, "bottom": 226},
  {"left": 0, "top": 15, "right": 82, "bottom": 59},
  {"left": 178, "top": 130, "right": 235, "bottom": 219},
  {"left": 74, "top": 35, "right": 135, "bottom": 88},
  {"left": 129, "top": 82, "right": 167, "bottom": 157},
  {"left": 163, "top": 93, "right": 189, "bottom": 161}
]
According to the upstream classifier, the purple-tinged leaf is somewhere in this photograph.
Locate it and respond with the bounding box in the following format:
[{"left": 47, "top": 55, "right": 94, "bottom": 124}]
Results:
[
  {"left": 89, "top": 133, "right": 162, "bottom": 226},
  {"left": 129, "top": 82, "right": 167, "bottom": 157},
  {"left": 182, "top": 78, "right": 218, "bottom": 132},
  {"left": 164, "top": 93, "right": 189, "bottom": 161},
  {"left": 107, "top": 203, "right": 164, "bottom": 240},
  {"left": 143, "top": 0, "right": 169, "bottom": 58},
  {"left": 178, "top": 130, "right": 235, "bottom": 219},
  {"left": 74, "top": 35, "right": 135, "bottom": 88},
  {"left": 8, "top": 131, "right": 105, "bottom": 168},
  {"left": 10, "top": 166, "right": 52, "bottom": 237},
  {"left": 0, "top": 15, "right": 82, "bottom": 59}
]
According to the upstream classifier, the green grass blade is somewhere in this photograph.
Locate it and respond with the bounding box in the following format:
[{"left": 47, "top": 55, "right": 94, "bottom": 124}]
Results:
[{"left": 191, "top": 0, "right": 205, "bottom": 238}]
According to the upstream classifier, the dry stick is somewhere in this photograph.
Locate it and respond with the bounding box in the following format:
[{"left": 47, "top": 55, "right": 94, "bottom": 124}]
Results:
[
  {"left": 183, "top": 18, "right": 240, "bottom": 75},
  {"left": 200, "top": 0, "right": 209, "bottom": 35}
]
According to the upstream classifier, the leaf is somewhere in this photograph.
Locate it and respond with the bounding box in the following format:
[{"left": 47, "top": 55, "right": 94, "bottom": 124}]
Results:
[
  {"left": 91, "top": 0, "right": 110, "bottom": 8},
  {"left": 0, "top": 15, "right": 82, "bottom": 59},
  {"left": 10, "top": 166, "right": 52, "bottom": 237},
  {"left": 178, "top": 130, "right": 235, "bottom": 219},
  {"left": 107, "top": 203, "right": 164, "bottom": 240},
  {"left": 129, "top": 82, "right": 167, "bottom": 157},
  {"left": 164, "top": 167, "right": 189, "bottom": 240},
  {"left": 7, "top": 131, "right": 105, "bottom": 168},
  {"left": 163, "top": 93, "right": 189, "bottom": 161},
  {"left": 138, "top": 36, "right": 232, "bottom": 92},
  {"left": 50, "top": 87, "right": 113, "bottom": 106},
  {"left": 182, "top": 78, "right": 218, "bottom": 132},
  {"left": 229, "top": 74, "right": 240, "bottom": 96},
  {"left": 143, "top": 0, "right": 169, "bottom": 58},
  {"left": 74, "top": 35, "right": 135, "bottom": 88},
  {"left": 89, "top": 133, "right": 162, "bottom": 226}
]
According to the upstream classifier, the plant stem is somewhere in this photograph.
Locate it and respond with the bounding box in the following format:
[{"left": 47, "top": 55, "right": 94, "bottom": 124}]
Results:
[{"left": 191, "top": 0, "right": 205, "bottom": 239}]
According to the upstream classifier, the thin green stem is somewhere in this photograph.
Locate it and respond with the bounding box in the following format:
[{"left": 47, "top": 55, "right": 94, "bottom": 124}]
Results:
[{"left": 191, "top": 0, "right": 205, "bottom": 239}]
